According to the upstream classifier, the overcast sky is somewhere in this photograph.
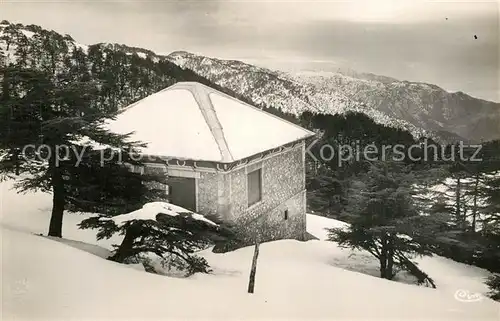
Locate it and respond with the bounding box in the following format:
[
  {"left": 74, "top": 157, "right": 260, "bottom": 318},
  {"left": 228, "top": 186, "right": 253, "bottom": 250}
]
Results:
[{"left": 2, "top": 0, "right": 499, "bottom": 102}]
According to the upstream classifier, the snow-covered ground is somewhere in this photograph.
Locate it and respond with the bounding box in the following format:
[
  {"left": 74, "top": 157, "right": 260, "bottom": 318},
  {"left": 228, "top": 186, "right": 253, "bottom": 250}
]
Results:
[{"left": 1, "top": 179, "right": 499, "bottom": 320}]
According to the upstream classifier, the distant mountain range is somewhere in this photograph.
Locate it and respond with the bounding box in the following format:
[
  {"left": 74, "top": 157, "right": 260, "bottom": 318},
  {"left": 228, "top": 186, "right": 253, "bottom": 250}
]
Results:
[
  {"left": 1, "top": 21, "right": 499, "bottom": 143},
  {"left": 167, "top": 51, "right": 500, "bottom": 143}
]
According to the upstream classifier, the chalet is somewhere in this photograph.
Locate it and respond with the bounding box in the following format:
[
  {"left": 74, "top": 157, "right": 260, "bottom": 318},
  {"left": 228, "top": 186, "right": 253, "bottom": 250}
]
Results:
[{"left": 107, "top": 82, "right": 315, "bottom": 243}]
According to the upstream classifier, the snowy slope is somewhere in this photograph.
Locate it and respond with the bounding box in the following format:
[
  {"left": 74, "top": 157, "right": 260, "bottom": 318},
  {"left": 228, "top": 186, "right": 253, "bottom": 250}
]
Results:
[
  {"left": 2, "top": 180, "right": 499, "bottom": 320},
  {"left": 0, "top": 23, "right": 88, "bottom": 68},
  {"left": 306, "top": 213, "right": 494, "bottom": 296}
]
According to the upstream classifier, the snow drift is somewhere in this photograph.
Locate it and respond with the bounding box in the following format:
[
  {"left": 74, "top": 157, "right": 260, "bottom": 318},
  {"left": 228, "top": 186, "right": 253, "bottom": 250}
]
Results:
[{"left": 1, "top": 179, "right": 499, "bottom": 320}]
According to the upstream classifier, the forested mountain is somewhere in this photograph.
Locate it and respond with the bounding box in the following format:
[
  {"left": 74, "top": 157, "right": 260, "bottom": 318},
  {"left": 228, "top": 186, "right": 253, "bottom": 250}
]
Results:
[
  {"left": 3, "top": 21, "right": 498, "bottom": 144},
  {"left": 168, "top": 51, "right": 500, "bottom": 143},
  {"left": 167, "top": 51, "right": 432, "bottom": 141},
  {"left": 0, "top": 21, "right": 251, "bottom": 114},
  {"left": 295, "top": 71, "right": 500, "bottom": 143}
]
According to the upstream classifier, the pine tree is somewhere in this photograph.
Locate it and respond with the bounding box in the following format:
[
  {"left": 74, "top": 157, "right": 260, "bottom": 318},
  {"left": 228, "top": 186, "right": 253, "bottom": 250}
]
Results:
[
  {"left": 328, "top": 160, "right": 441, "bottom": 286},
  {"left": 79, "top": 202, "right": 235, "bottom": 275},
  {"left": 434, "top": 141, "right": 500, "bottom": 268},
  {"left": 479, "top": 141, "right": 500, "bottom": 232},
  {"left": 486, "top": 274, "right": 500, "bottom": 301},
  {"left": 306, "top": 167, "right": 344, "bottom": 216},
  {"left": 0, "top": 65, "right": 158, "bottom": 237},
  {"left": 408, "top": 141, "right": 500, "bottom": 268},
  {"left": 479, "top": 140, "right": 500, "bottom": 298},
  {"left": 305, "top": 111, "right": 418, "bottom": 217}
]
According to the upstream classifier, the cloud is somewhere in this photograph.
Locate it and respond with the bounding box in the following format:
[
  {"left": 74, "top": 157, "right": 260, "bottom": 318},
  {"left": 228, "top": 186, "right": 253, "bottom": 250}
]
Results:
[{"left": 206, "top": 0, "right": 496, "bottom": 24}]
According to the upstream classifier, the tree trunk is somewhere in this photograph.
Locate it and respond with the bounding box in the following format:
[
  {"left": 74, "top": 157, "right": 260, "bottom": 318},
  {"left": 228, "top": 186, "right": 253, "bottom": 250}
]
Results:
[
  {"left": 109, "top": 224, "right": 140, "bottom": 263},
  {"left": 471, "top": 174, "right": 480, "bottom": 232},
  {"left": 455, "top": 176, "right": 463, "bottom": 230},
  {"left": 48, "top": 165, "right": 65, "bottom": 237},
  {"left": 247, "top": 240, "right": 260, "bottom": 294},
  {"left": 14, "top": 149, "right": 20, "bottom": 175},
  {"left": 387, "top": 235, "right": 395, "bottom": 280},
  {"left": 379, "top": 236, "right": 388, "bottom": 279}
]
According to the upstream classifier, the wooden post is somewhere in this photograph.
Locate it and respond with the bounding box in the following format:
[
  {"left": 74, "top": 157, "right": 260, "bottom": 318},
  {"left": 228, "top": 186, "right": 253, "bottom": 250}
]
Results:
[{"left": 247, "top": 238, "right": 260, "bottom": 294}]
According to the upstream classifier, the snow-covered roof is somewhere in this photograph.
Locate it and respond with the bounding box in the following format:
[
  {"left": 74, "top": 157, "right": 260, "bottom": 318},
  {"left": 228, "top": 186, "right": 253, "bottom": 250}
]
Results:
[{"left": 106, "top": 82, "right": 315, "bottom": 163}]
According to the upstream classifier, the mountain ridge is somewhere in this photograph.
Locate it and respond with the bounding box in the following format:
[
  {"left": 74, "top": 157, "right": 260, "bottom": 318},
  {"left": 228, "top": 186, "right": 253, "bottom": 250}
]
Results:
[
  {"left": 1, "top": 21, "right": 498, "bottom": 143},
  {"left": 166, "top": 51, "right": 500, "bottom": 143}
]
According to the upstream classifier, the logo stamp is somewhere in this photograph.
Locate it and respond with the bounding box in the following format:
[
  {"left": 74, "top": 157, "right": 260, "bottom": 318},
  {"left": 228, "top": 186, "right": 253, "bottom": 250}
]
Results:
[{"left": 454, "top": 289, "right": 483, "bottom": 302}]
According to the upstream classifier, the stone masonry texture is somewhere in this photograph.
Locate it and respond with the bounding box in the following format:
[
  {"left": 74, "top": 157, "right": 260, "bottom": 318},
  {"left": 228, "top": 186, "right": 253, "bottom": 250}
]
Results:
[
  {"left": 144, "top": 142, "right": 307, "bottom": 249},
  {"left": 221, "top": 143, "right": 307, "bottom": 245}
]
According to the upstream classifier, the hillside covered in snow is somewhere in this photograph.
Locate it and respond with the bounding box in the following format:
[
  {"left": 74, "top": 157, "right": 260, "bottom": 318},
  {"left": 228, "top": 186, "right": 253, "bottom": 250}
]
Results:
[
  {"left": 0, "top": 21, "right": 251, "bottom": 114},
  {"left": 2, "top": 179, "right": 499, "bottom": 320}
]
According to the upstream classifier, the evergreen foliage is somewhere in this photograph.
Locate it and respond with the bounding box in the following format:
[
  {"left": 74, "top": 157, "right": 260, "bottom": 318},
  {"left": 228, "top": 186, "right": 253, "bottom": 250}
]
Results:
[
  {"left": 80, "top": 202, "right": 235, "bottom": 275},
  {"left": 327, "top": 159, "right": 447, "bottom": 286},
  {"left": 2, "top": 21, "right": 499, "bottom": 284},
  {"left": 486, "top": 274, "right": 500, "bottom": 301},
  {"left": 0, "top": 64, "right": 162, "bottom": 237},
  {"left": 0, "top": 22, "right": 245, "bottom": 238}
]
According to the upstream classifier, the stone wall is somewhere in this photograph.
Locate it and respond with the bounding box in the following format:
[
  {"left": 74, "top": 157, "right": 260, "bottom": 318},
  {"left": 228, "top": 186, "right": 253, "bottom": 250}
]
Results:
[
  {"left": 226, "top": 143, "right": 307, "bottom": 244},
  {"left": 142, "top": 142, "right": 307, "bottom": 247},
  {"left": 233, "top": 190, "right": 306, "bottom": 244},
  {"left": 196, "top": 171, "right": 220, "bottom": 218}
]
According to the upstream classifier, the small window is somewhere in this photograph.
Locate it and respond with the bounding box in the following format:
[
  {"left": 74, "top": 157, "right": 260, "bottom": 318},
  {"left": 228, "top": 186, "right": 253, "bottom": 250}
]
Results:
[
  {"left": 284, "top": 209, "right": 289, "bottom": 220},
  {"left": 247, "top": 168, "right": 262, "bottom": 207}
]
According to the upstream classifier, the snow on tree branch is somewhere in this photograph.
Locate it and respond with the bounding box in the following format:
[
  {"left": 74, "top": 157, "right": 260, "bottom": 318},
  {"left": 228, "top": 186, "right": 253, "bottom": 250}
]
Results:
[
  {"left": 101, "top": 202, "right": 218, "bottom": 227},
  {"left": 81, "top": 201, "right": 232, "bottom": 275}
]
